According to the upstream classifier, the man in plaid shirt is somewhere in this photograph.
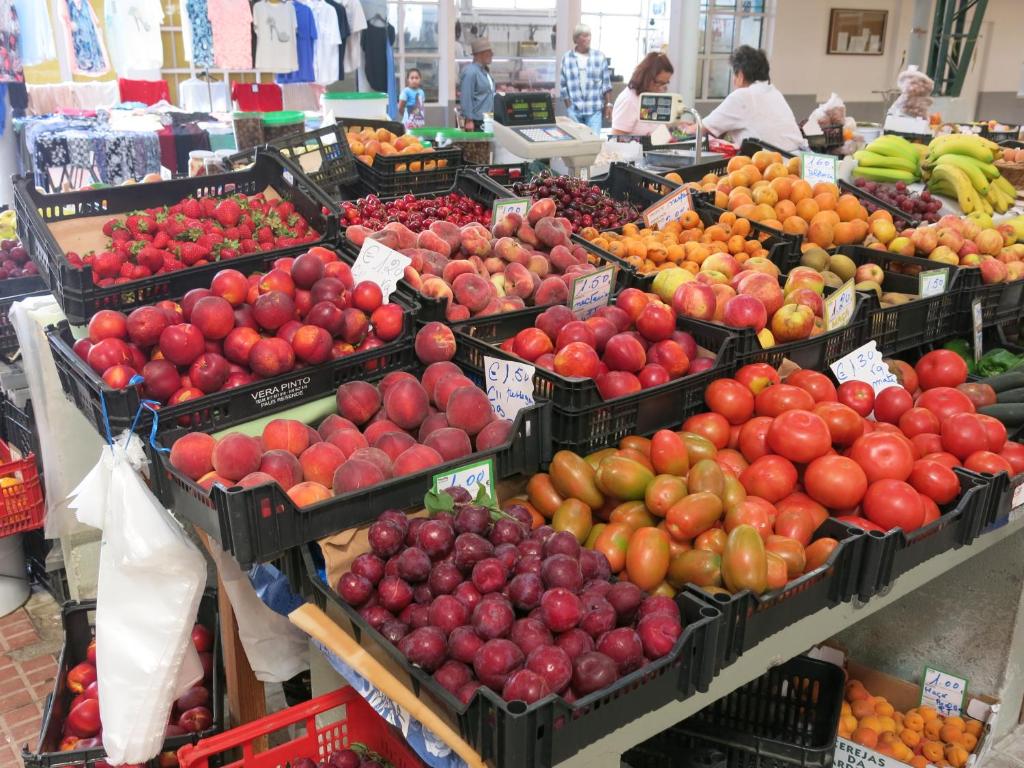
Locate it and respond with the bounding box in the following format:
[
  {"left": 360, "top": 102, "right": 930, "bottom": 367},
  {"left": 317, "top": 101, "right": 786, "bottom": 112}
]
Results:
[{"left": 559, "top": 24, "right": 611, "bottom": 136}]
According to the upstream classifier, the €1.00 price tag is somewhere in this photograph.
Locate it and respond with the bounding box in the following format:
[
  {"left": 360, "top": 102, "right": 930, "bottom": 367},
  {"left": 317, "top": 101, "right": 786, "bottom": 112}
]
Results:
[
  {"left": 641, "top": 186, "right": 694, "bottom": 230},
  {"left": 824, "top": 279, "right": 856, "bottom": 331},
  {"left": 830, "top": 341, "right": 899, "bottom": 395},
  {"left": 800, "top": 151, "right": 838, "bottom": 186},
  {"left": 432, "top": 457, "right": 495, "bottom": 498},
  {"left": 920, "top": 667, "right": 967, "bottom": 717},
  {"left": 570, "top": 266, "right": 615, "bottom": 319},
  {"left": 492, "top": 196, "right": 530, "bottom": 222},
  {"left": 351, "top": 239, "right": 412, "bottom": 303},
  {"left": 919, "top": 269, "right": 948, "bottom": 298},
  {"left": 484, "top": 355, "right": 535, "bottom": 420}
]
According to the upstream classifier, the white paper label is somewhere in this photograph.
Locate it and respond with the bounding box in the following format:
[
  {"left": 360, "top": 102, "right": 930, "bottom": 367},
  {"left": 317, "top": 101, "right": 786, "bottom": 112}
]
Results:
[
  {"left": 570, "top": 266, "right": 616, "bottom": 319},
  {"left": 432, "top": 457, "right": 495, "bottom": 497},
  {"left": 830, "top": 341, "right": 899, "bottom": 395},
  {"left": 918, "top": 269, "right": 948, "bottom": 298},
  {"left": 835, "top": 738, "right": 912, "bottom": 768},
  {"left": 973, "top": 298, "right": 984, "bottom": 364},
  {"left": 1010, "top": 480, "right": 1024, "bottom": 520},
  {"left": 492, "top": 196, "right": 530, "bottom": 222},
  {"left": 825, "top": 279, "right": 856, "bottom": 331},
  {"left": 921, "top": 666, "right": 967, "bottom": 717},
  {"left": 351, "top": 238, "right": 412, "bottom": 303},
  {"left": 642, "top": 186, "right": 694, "bottom": 229},
  {"left": 484, "top": 355, "right": 535, "bottom": 420},
  {"left": 800, "top": 151, "right": 838, "bottom": 185}
]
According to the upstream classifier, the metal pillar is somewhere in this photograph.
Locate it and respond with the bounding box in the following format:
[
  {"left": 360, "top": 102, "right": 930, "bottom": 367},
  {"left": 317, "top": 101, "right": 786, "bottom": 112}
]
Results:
[
  {"left": 926, "top": 0, "right": 988, "bottom": 97},
  {"left": 906, "top": 0, "right": 934, "bottom": 69},
  {"left": 668, "top": 0, "right": 700, "bottom": 106}
]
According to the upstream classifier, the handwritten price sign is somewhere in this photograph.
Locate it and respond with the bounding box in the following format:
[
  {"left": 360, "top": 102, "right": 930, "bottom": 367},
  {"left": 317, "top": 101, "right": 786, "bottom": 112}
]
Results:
[
  {"left": 432, "top": 457, "right": 495, "bottom": 497},
  {"left": 484, "top": 355, "right": 535, "bottom": 420},
  {"left": 824, "top": 279, "right": 856, "bottom": 331},
  {"left": 921, "top": 667, "right": 967, "bottom": 717},
  {"left": 973, "top": 298, "right": 984, "bottom": 364},
  {"left": 351, "top": 239, "right": 412, "bottom": 303},
  {"left": 919, "top": 269, "right": 948, "bottom": 298},
  {"left": 642, "top": 186, "right": 694, "bottom": 230},
  {"left": 570, "top": 266, "right": 616, "bottom": 319},
  {"left": 830, "top": 341, "right": 899, "bottom": 395},
  {"left": 492, "top": 196, "right": 531, "bottom": 222},
  {"left": 800, "top": 151, "right": 838, "bottom": 186}
]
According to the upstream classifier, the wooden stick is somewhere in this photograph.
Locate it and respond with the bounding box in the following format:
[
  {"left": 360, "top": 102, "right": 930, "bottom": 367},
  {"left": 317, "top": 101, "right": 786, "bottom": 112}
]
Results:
[{"left": 289, "top": 603, "right": 487, "bottom": 768}]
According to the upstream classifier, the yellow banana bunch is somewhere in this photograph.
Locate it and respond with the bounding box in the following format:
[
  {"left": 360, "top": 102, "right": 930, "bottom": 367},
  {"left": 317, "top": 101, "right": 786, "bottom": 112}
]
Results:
[
  {"left": 855, "top": 134, "right": 922, "bottom": 180},
  {"left": 923, "top": 134, "right": 1019, "bottom": 214},
  {"left": 926, "top": 164, "right": 986, "bottom": 214}
]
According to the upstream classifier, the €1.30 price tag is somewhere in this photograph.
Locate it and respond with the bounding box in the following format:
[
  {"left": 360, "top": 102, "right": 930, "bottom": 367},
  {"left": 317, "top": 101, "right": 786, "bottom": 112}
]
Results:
[
  {"left": 484, "top": 355, "right": 535, "bottom": 420},
  {"left": 824, "top": 279, "right": 856, "bottom": 331},
  {"left": 920, "top": 667, "right": 967, "bottom": 717},
  {"left": 800, "top": 151, "right": 838, "bottom": 186},
  {"left": 432, "top": 457, "right": 495, "bottom": 498},
  {"left": 919, "top": 269, "right": 948, "bottom": 298},
  {"left": 641, "top": 186, "right": 694, "bottom": 230},
  {"left": 570, "top": 266, "right": 615, "bottom": 319},
  {"left": 492, "top": 196, "right": 530, "bottom": 222},
  {"left": 830, "top": 340, "right": 899, "bottom": 395},
  {"left": 351, "top": 238, "right": 412, "bottom": 303}
]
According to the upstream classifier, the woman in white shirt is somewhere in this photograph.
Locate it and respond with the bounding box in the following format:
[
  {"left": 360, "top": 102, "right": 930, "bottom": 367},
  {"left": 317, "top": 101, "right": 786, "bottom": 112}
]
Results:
[
  {"left": 702, "top": 45, "right": 806, "bottom": 153},
  {"left": 611, "top": 52, "right": 675, "bottom": 136}
]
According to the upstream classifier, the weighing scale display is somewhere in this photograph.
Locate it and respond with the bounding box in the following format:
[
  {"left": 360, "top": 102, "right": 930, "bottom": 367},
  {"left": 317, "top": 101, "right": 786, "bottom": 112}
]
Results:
[
  {"left": 639, "top": 94, "right": 676, "bottom": 122},
  {"left": 494, "top": 93, "right": 554, "bottom": 126},
  {"left": 516, "top": 126, "right": 573, "bottom": 142}
]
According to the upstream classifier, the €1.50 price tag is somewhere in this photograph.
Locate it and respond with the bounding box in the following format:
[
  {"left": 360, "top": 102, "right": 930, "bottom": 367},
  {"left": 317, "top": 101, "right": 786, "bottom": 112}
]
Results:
[
  {"left": 484, "top": 355, "right": 535, "bottom": 420},
  {"left": 824, "top": 279, "right": 856, "bottom": 331},
  {"left": 800, "top": 151, "right": 838, "bottom": 186},
  {"left": 432, "top": 457, "right": 495, "bottom": 498},
  {"left": 642, "top": 186, "right": 694, "bottom": 230},
  {"left": 351, "top": 238, "right": 412, "bottom": 303},
  {"left": 920, "top": 667, "right": 967, "bottom": 717},
  {"left": 570, "top": 266, "right": 615, "bottom": 319},
  {"left": 830, "top": 341, "right": 899, "bottom": 395},
  {"left": 919, "top": 269, "right": 948, "bottom": 298},
  {"left": 492, "top": 196, "right": 530, "bottom": 222}
]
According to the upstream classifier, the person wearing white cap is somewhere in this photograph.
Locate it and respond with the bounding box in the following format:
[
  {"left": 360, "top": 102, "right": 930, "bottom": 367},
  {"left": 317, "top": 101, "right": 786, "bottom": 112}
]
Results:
[{"left": 460, "top": 38, "right": 495, "bottom": 132}]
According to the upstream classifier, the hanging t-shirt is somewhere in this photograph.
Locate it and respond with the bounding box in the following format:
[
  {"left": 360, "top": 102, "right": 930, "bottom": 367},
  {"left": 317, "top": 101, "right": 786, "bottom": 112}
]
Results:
[
  {"left": 207, "top": 0, "right": 253, "bottom": 70},
  {"left": 340, "top": 0, "right": 365, "bottom": 76},
  {"left": 0, "top": 0, "right": 24, "bottom": 83},
  {"left": 231, "top": 81, "right": 283, "bottom": 111},
  {"left": 253, "top": 0, "right": 298, "bottom": 73},
  {"left": 275, "top": 0, "right": 317, "bottom": 84},
  {"left": 13, "top": 0, "right": 56, "bottom": 66},
  {"left": 58, "top": 0, "right": 110, "bottom": 78},
  {"left": 325, "top": 0, "right": 349, "bottom": 80},
  {"left": 305, "top": 0, "right": 341, "bottom": 86},
  {"left": 184, "top": 0, "right": 215, "bottom": 69},
  {"left": 179, "top": 77, "right": 231, "bottom": 112},
  {"left": 361, "top": 23, "right": 394, "bottom": 93},
  {"left": 106, "top": 0, "right": 164, "bottom": 76}
]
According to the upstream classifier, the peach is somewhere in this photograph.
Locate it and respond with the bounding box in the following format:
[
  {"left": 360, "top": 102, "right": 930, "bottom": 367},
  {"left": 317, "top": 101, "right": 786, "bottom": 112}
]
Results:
[
  {"left": 460, "top": 228, "right": 492, "bottom": 258},
  {"left": 527, "top": 197, "right": 557, "bottom": 226},
  {"left": 603, "top": 334, "right": 646, "bottom": 373},
  {"left": 446, "top": 386, "right": 493, "bottom": 437},
  {"left": 289, "top": 253, "right": 325, "bottom": 289},
  {"left": 276, "top": 320, "right": 302, "bottom": 345},
  {"left": 197, "top": 471, "right": 232, "bottom": 491},
  {"left": 418, "top": 412, "right": 450, "bottom": 442},
  {"left": 170, "top": 433, "right": 216, "bottom": 480},
  {"left": 126, "top": 306, "right": 170, "bottom": 347},
  {"left": 500, "top": 296, "right": 526, "bottom": 313},
  {"left": 253, "top": 291, "right": 296, "bottom": 331},
  {"left": 415, "top": 322, "right": 456, "bottom": 364},
  {"left": 299, "top": 442, "right": 346, "bottom": 487},
  {"left": 484, "top": 257, "right": 505, "bottom": 275},
  {"left": 453, "top": 273, "right": 494, "bottom": 313},
  {"left": 534, "top": 276, "right": 569, "bottom": 306},
  {"left": 292, "top": 325, "right": 333, "bottom": 364},
  {"left": 420, "top": 276, "right": 455, "bottom": 306},
  {"left": 262, "top": 419, "right": 310, "bottom": 456},
  {"left": 336, "top": 381, "right": 382, "bottom": 425},
  {"left": 535, "top": 217, "right": 570, "bottom": 248},
  {"left": 212, "top": 433, "right": 263, "bottom": 482},
  {"left": 393, "top": 444, "right": 445, "bottom": 476},
  {"left": 475, "top": 419, "right": 513, "bottom": 450},
  {"left": 210, "top": 269, "right": 249, "bottom": 306},
  {"left": 517, "top": 221, "right": 540, "bottom": 247},
  {"left": 548, "top": 245, "right": 577, "bottom": 273},
  {"left": 526, "top": 254, "right": 550, "bottom": 277},
  {"left": 318, "top": 413, "right": 358, "bottom": 439},
  {"left": 424, "top": 427, "right": 473, "bottom": 461},
  {"left": 384, "top": 379, "right": 430, "bottom": 429},
  {"left": 345, "top": 225, "right": 371, "bottom": 247},
  {"left": 382, "top": 222, "right": 417, "bottom": 249},
  {"left": 181, "top": 289, "right": 213, "bottom": 321},
  {"left": 350, "top": 447, "right": 394, "bottom": 477},
  {"left": 237, "top": 471, "right": 277, "bottom": 489},
  {"left": 248, "top": 337, "right": 296, "bottom": 378},
  {"left": 259, "top": 449, "right": 303, "bottom": 489},
  {"left": 340, "top": 308, "right": 369, "bottom": 346},
  {"left": 422, "top": 362, "right": 462, "bottom": 404},
  {"left": 647, "top": 339, "right": 690, "bottom": 378},
  {"left": 287, "top": 481, "right": 332, "bottom": 507},
  {"left": 159, "top": 324, "right": 205, "bottom": 367},
  {"left": 447, "top": 304, "right": 472, "bottom": 323},
  {"left": 434, "top": 374, "right": 476, "bottom": 411},
  {"left": 332, "top": 458, "right": 387, "bottom": 494},
  {"left": 374, "top": 430, "right": 418, "bottom": 461},
  {"left": 327, "top": 428, "right": 370, "bottom": 458},
  {"left": 417, "top": 229, "right": 452, "bottom": 258},
  {"left": 503, "top": 263, "right": 534, "bottom": 300},
  {"left": 258, "top": 268, "right": 296, "bottom": 298},
  {"left": 379, "top": 371, "right": 419, "bottom": 397},
  {"left": 442, "top": 259, "right": 477, "bottom": 285},
  {"left": 491, "top": 212, "right": 523, "bottom": 238},
  {"left": 306, "top": 425, "right": 322, "bottom": 444},
  {"left": 310, "top": 277, "right": 346, "bottom": 306},
  {"left": 429, "top": 220, "right": 462, "bottom": 253}
]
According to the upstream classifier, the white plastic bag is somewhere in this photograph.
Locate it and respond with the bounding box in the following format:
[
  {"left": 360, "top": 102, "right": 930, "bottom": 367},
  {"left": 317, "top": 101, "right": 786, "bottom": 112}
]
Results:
[
  {"left": 889, "top": 65, "right": 934, "bottom": 118},
  {"left": 69, "top": 431, "right": 207, "bottom": 765},
  {"left": 803, "top": 93, "right": 847, "bottom": 135}
]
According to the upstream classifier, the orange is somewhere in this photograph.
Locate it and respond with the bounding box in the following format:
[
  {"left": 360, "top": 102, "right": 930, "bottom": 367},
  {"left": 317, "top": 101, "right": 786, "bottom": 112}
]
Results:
[
  {"left": 752, "top": 203, "right": 776, "bottom": 221},
  {"left": 836, "top": 194, "right": 862, "bottom": 222},
  {"left": 851, "top": 728, "right": 878, "bottom": 749},
  {"left": 774, "top": 200, "right": 797, "bottom": 221},
  {"left": 814, "top": 192, "right": 837, "bottom": 211},
  {"left": 868, "top": 208, "right": 894, "bottom": 223},
  {"left": 761, "top": 218, "right": 784, "bottom": 231},
  {"left": 770, "top": 176, "right": 794, "bottom": 200},
  {"left": 922, "top": 741, "right": 945, "bottom": 762},
  {"left": 813, "top": 181, "right": 840, "bottom": 197},
  {"left": 714, "top": 190, "right": 729, "bottom": 208},
  {"left": 795, "top": 198, "right": 820, "bottom": 222},
  {"left": 751, "top": 150, "right": 775, "bottom": 171},
  {"left": 729, "top": 193, "right": 754, "bottom": 211},
  {"left": 832, "top": 221, "right": 859, "bottom": 246},
  {"left": 812, "top": 209, "right": 841, "bottom": 228},
  {"left": 764, "top": 162, "right": 791, "bottom": 180},
  {"left": 680, "top": 210, "right": 701, "bottom": 229},
  {"left": 852, "top": 700, "right": 876, "bottom": 719},
  {"left": 727, "top": 155, "right": 751, "bottom": 173},
  {"left": 807, "top": 220, "right": 834, "bottom": 249}
]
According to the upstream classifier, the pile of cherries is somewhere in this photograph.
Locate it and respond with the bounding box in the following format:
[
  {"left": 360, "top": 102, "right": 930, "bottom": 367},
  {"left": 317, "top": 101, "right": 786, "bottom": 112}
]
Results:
[
  {"left": 511, "top": 173, "right": 641, "bottom": 232},
  {"left": 341, "top": 193, "right": 492, "bottom": 232}
]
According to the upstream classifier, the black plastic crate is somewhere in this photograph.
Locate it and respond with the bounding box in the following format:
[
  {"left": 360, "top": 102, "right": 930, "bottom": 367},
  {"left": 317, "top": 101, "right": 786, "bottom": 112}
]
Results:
[
  {"left": 696, "top": 202, "right": 803, "bottom": 273},
  {"left": 830, "top": 245, "right": 961, "bottom": 355},
  {"left": 469, "top": 163, "right": 530, "bottom": 190},
  {"left": 47, "top": 294, "right": 416, "bottom": 440},
  {"left": 357, "top": 147, "right": 465, "bottom": 198},
  {"left": 626, "top": 655, "right": 845, "bottom": 768},
  {"left": 883, "top": 130, "right": 933, "bottom": 145},
  {"left": 13, "top": 152, "right": 340, "bottom": 324},
  {"left": 22, "top": 590, "right": 223, "bottom": 768},
  {"left": 302, "top": 543, "right": 722, "bottom": 768},
  {"left": 806, "top": 123, "right": 844, "bottom": 152},
  {"left": 956, "top": 267, "right": 1024, "bottom": 330},
  {"left": 0, "top": 275, "right": 49, "bottom": 357},
  {"left": 148, "top": 360, "right": 552, "bottom": 568},
  {"left": 1, "top": 394, "right": 41, "bottom": 465},
  {"left": 452, "top": 304, "right": 739, "bottom": 453},
  {"left": 835, "top": 180, "right": 922, "bottom": 229},
  {"left": 659, "top": 139, "right": 797, "bottom": 184},
  {"left": 982, "top": 127, "right": 1020, "bottom": 142},
  {"left": 691, "top": 519, "right": 865, "bottom": 667},
  {"left": 999, "top": 140, "right": 1024, "bottom": 148}
]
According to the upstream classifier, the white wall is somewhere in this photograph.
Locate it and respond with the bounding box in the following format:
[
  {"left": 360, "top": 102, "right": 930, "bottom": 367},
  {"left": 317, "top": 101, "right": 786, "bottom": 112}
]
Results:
[{"left": 975, "top": 0, "right": 1024, "bottom": 92}]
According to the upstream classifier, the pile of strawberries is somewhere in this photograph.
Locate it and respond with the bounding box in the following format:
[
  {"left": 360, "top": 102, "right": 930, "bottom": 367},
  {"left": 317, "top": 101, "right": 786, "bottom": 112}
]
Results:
[{"left": 67, "top": 194, "right": 321, "bottom": 286}]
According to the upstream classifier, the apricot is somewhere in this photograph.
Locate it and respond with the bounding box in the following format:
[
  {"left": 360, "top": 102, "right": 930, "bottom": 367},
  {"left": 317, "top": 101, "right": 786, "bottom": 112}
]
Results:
[
  {"left": 859, "top": 716, "right": 883, "bottom": 734},
  {"left": 963, "top": 720, "right": 982, "bottom": 738},
  {"left": 262, "top": 418, "right": 310, "bottom": 457},
  {"left": 944, "top": 717, "right": 966, "bottom": 732},
  {"left": 851, "top": 728, "right": 878, "bottom": 748},
  {"left": 852, "top": 700, "right": 876, "bottom": 719},
  {"left": 960, "top": 732, "right": 977, "bottom": 752},
  {"left": 945, "top": 745, "right": 968, "bottom": 767},
  {"left": 841, "top": 714, "right": 858, "bottom": 734},
  {"left": 924, "top": 719, "right": 944, "bottom": 740},
  {"left": 910, "top": 756, "right": 929, "bottom": 768},
  {"left": 212, "top": 433, "right": 262, "bottom": 482},
  {"left": 299, "top": 442, "right": 346, "bottom": 488},
  {"left": 900, "top": 728, "right": 921, "bottom": 748},
  {"left": 918, "top": 706, "right": 938, "bottom": 721},
  {"left": 170, "top": 433, "right": 217, "bottom": 481},
  {"left": 904, "top": 712, "right": 925, "bottom": 732},
  {"left": 922, "top": 741, "right": 945, "bottom": 762},
  {"left": 939, "top": 724, "right": 964, "bottom": 744}
]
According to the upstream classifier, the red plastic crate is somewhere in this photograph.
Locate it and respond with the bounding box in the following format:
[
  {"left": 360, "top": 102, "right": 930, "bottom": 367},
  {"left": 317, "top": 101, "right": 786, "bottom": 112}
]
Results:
[
  {"left": 177, "top": 688, "right": 424, "bottom": 768},
  {"left": 0, "top": 454, "right": 44, "bottom": 537}
]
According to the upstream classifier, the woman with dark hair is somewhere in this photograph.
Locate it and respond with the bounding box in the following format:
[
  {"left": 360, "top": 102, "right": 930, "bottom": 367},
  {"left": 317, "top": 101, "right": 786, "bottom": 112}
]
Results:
[
  {"left": 702, "top": 45, "right": 805, "bottom": 152},
  {"left": 611, "top": 52, "right": 674, "bottom": 135}
]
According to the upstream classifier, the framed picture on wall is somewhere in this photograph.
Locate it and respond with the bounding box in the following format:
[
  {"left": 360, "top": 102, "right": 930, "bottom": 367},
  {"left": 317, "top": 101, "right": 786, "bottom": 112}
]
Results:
[{"left": 827, "top": 9, "right": 888, "bottom": 55}]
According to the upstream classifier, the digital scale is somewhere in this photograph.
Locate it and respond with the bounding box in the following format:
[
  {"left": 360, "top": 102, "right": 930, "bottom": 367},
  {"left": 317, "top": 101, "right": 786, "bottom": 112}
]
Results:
[{"left": 491, "top": 92, "right": 604, "bottom": 176}]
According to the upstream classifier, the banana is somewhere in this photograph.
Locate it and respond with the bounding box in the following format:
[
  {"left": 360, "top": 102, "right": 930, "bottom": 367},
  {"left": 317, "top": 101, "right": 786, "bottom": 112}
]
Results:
[
  {"left": 866, "top": 135, "right": 921, "bottom": 168},
  {"left": 993, "top": 176, "right": 1018, "bottom": 198},
  {"left": 929, "top": 152, "right": 1000, "bottom": 180},
  {"left": 852, "top": 165, "right": 917, "bottom": 183},
  {"left": 931, "top": 154, "right": 990, "bottom": 194},
  {"left": 926, "top": 136, "right": 994, "bottom": 164},
  {"left": 928, "top": 164, "right": 980, "bottom": 213},
  {"left": 985, "top": 186, "right": 1010, "bottom": 214},
  {"left": 929, "top": 133, "right": 1001, "bottom": 152},
  {"left": 853, "top": 149, "right": 920, "bottom": 174}
]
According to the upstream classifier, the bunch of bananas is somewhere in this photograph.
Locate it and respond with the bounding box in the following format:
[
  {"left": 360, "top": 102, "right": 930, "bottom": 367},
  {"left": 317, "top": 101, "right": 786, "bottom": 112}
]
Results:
[
  {"left": 0, "top": 209, "right": 15, "bottom": 242},
  {"left": 922, "top": 134, "right": 1016, "bottom": 214},
  {"left": 852, "top": 135, "right": 924, "bottom": 182}
]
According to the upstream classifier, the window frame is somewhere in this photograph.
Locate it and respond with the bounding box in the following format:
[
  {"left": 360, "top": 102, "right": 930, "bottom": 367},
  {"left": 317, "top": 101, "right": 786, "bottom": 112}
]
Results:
[{"left": 695, "top": 0, "right": 771, "bottom": 100}]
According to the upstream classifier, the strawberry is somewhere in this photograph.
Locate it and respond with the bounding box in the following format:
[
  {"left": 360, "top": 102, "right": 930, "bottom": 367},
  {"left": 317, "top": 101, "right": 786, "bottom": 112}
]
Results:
[
  {"left": 137, "top": 246, "right": 166, "bottom": 273},
  {"left": 182, "top": 199, "right": 203, "bottom": 219},
  {"left": 92, "top": 252, "right": 124, "bottom": 279},
  {"left": 257, "top": 226, "right": 273, "bottom": 243},
  {"left": 102, "top": 218, "right": 121, "bottom": 237},
  {"left": 239, "top": 239, "right": 259, "bottom": 254},
  {"left": 125, "top": 214, "right": 141, "bottom": 234},
  {"left": 222, "top": 227, "right": 241, "bottom": 240},
  {"left": 152, "top": 231, "right": 170, "bottom": 249},
  {"left": 179, "top": 243, "right": 208, "bottom": 266},
  {"left": 276, "top": 201, "right": 295, "bottom": 218},
  {"left": 219, "top": 248, "right": 238, "bottom": 260},
  {"left": 137, "top": 214, "right": 157, "bottom": 234},
  {"left": 132, "top": 265, "right": 152, "bottom": 279},
  {"left": 119, "top": 261, "right": 135, "bottom": 277},
  {"left": 111, "top": 228, "right": 132, "bottom": 243},
  {"left": 201, "top": 197, "right": 218, "bottom": 217},
  {"left": 214, "top": 199, "right": 242, "bottom": 228},
  {"left": 238, "top": 223, "right": 253, "bottom": 239}
]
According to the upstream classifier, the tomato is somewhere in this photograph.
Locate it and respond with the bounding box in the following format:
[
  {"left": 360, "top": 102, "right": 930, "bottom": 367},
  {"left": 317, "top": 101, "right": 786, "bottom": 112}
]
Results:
[
  {"left": 721, "top": 524, "right": 768, "bottom": 595},
  {"left": 755, "top": 384, "right": 815, "bottom": 417},
  {"left": 550, "top": 451, "right": 604, "bottom": 509},
  {"left": 862, "top": 479, "right": 925, "bottom": 532},
  {"left": 888, "top": 359, "right": 918, "bottom": 393},
  {"left": 766, "top": 410, "right": 831, "bottom": 463},
  {"left": 964, "top": 450, "right": 1014, "bottom": 476},
  {"left": 999, "top": 442, "right": 1024, "bottom": 475},
  {"left": 615, "top": 448, "right": 654, "bottom": 473},
  {"left": 667, "top": 549, "right": 722, "bottom": 589},
  {"left": 650, "top": 429, "right": 689, "bottom": 475},
  {"left": 739, "top": 455, "right": 798, "bottom": 502},
  {"left": 777, "top": 492, "right": 828, "bottom": 530},
  {"left": 705, "top": 379, "right": 755, "bottom": 425},
  {"left": 734, "top": 363, "right": 780, "bottom": 394},
  {"left": 610, "top": 501, "right": 657, "bottom": 530},
  {"left": 645, "top": 475, "right": 688, "bottom": 517},
  {"left": 738, "top": 416, "right": 774, "bottom": 463},
  {"left": 911, "top": 432, "right": 943, "bottom": 457},
  {"left": 552, "top": 499, "right": 593, "bottom": 543},
  {"left": 723, "top": 498, "right": 772, "bottom": 541},
  {"left": 940, "top": 412, "right": 989, "bottom": 460},
  {"left": 680, "top": 432, "right": 718, "bottom": 465},
  {"left": 527, "top": 473, "right": 564, "bottom": 518},
  {"left": 908, "top": 459, "right": 961, "bottom": 504},
  {"left": 837, "top": 381, "right": 874, "bottom": 417},
  {"left": 619, "top": 436, "right": 652, "bottom": 457},
  {"left": 899, "top": 407, "right": 940, "bottom": 437},
  {"left": 919, "top": 493, "right": 941, "bottom": 525},
  {"left": 849, "top": 432, "right": 914, "bottom": 483},
  {"left": 624, "top": 527, "right": 672, "bottom": 591},
  {"left": 765, "top": 535, "right": 807, "bottom": 577},
  {"left": 835, "top": 515, "right": 886, "bottom": 533},
  {"left": 916, "top": 386, "right": 975, "bottom": 422},
  {"left": 664, "top": 492, "right": 723, "bottom": 541},
  {"left": 593, "top": 523, "right": 633, "bottom": 572},
  {"left": 728, "top": 425, "right": 742, "bottom": 449},
  {"left": 873, "top": 386, "right": 913, "bottom": 424},
  {"left": 716, "top": 448, "right": 749, "bottom": 479},
  {"left": 915, "top": 349, "right": 969, "bottom": 390},
  {"left": 765, "top": 552, "right": 790, "bottom": 590},
  {"left": 804, "top": 538, "right": 839, "bottom": 572},
  {"left": 975, "top": 414, "right": 1008, "bottom": 453},
  {"left": 785, "top": 370, "right": 838, "bottom": 403},
  {"left": 922, "top": 451, "right": 961, "bottom": 469},
  {"left": 694, "top": 527, "right": 727, "bottom": 554},
  {"left": 804, "top": 455, "right": 868, "bottom": 510},
  {"left": 773, "top": 510, "right": 815, "bottom": 546},
  {"left": 957, "top": 382, "right": 997, "bottom": 409},
  {"left": 682, "top": 412, "right": 731, "bottom": 450},
  {"left": 813, "top": 402, "right": 864, "bottom": 446}
]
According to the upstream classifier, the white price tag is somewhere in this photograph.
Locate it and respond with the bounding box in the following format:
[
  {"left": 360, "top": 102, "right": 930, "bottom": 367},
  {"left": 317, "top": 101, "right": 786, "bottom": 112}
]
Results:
[
  {"left": 484, "top": 355, "right": 535, "bottom": 420},
  {"left": 921, "top": 667, "right": 967, "bottom": 717},
  {"left": 973, "top": 298, "right": 984, "bottom": 364},
  {"left": 919, "top": 269, "right": 948, "bottom": 298},
  {"left": 570, "top": 265, "right": 616, "bottom": 319},
  {"left": 351, "top": 238, "right": 412, "bottom": 303},
  {"left": 432, "top": 457, "right": 495, "bottom": 497},
  {"left": 641, "top": 186, "right": 694, "bottom": 230},
  {"left": 830, "top": 341, "right": 899, "bottom": 395},
  {"left": 834, "top": 738, "right": 906, "bottom": 768},
  {"left": 800, "top": 151, "right": 838, "bottom": 186},
  {"left": 1010, "top": 480, "right": 1024, "bottom": 521},
  {"left": 825, "top": 279, "right": 856, "bottom": 330},
  {"left": 492, "top": 196, "right": 530, "bottom": 222}
]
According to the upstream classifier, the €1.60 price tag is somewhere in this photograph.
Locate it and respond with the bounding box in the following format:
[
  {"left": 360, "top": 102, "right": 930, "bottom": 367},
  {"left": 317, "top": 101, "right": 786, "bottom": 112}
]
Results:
[
  {"left": 824, "top": 279, "right": 856, "bottom": 331},
  {"left": 484, "top": 355, "right": 535, "bottom": 420},
  {"left": 800, "top": 151, "right": 838, "bottom": 186},
  {"left": 919, "top": 269, "right": 948, "bottom": 298},
  {"left": 570, "top": 266, "right": 615, "bottom": 319},
  {"left": 921, "top": 667, "right": 967, "bottom": 717},
  {"left": 351, "top": 238, "right": 412, "bottom": 303},
  {"left": 432, "top": 457, "right": 495, "bottom": 498},
  {"left": 492, "top": 196, "right": 530, "bottom": 222},
  {"left": 830, "top": 340, "right": 899, "bottom": 395},
  {"left": 642, "top": 186, "right": 694, "bottom": 230}
]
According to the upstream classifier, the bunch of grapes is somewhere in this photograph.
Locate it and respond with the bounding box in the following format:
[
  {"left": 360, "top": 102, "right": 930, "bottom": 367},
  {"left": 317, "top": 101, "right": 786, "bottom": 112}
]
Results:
[{"left": 853, "top": 178, "right": 942, "bottom": 226}]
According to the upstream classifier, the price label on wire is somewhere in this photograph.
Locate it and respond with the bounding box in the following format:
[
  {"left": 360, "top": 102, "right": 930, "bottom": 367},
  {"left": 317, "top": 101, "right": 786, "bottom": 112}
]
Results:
[
  {"left": 973, "top": 298, "right": 984, "bottom": 364},
  {"left": 830, "top": 341, "right": 899, "bottom": 395},
  {"left": 570, "top": 266, "right": 616, "bottom": 319},
  {"left": 642, "top": 186, "right": 694, "bottom": 229},
  {"left": 432, "top": 457, "right": 495, "bottom": 498},
  {"left": 484, "top": 355, "right": 535, "bottom": 420},
  {"left": 800, "top": 151, "right": 838, "bottom": 186},
  {"left": 921, "top": 667, "right": 967, "bottom": 717},
  {"left": 919, "top": 269, "right": 948, "bottom": 298},
  {"left": 351, "top": 239, "right": 412, "bottom": 303},
  {"left": 824, "top": 279, "right": 856, "bottom": 330},
  {"left": 492, "top": 196, "right": 531, "bottom": 222}
]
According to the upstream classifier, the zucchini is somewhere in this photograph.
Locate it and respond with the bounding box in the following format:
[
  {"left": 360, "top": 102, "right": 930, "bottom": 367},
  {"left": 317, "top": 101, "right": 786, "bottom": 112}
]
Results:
[
  {"left": 977, "top": 403, "right": 1024, "bottom": 424},
  {"left": 978, "top": 371, "right": 1024, "bottom": 393},
  {"left": 999, "top": 387, "right": 1024, "bottom": 404}
]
